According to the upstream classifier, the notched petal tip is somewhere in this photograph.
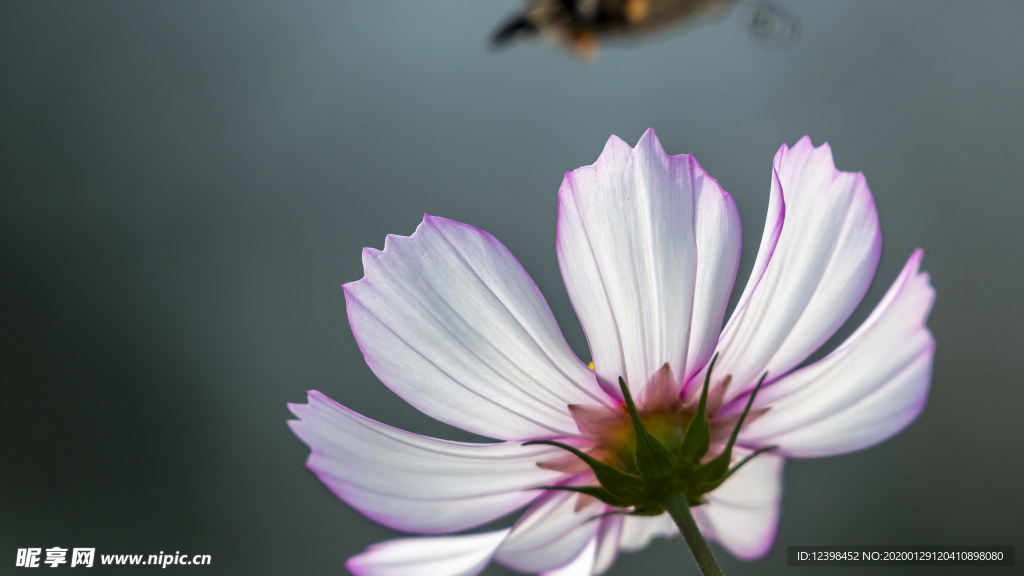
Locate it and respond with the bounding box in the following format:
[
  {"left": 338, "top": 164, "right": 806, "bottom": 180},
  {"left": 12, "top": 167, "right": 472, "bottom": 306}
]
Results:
[
  {"left": 286, "top": 390, "right": 325, "bottom": 419},
  {"left": 596, "top": 133, "right": 632, "bottom": 161},
  {"left": 780, "top": 134, "right": 823, "bottom": 158},
  {"left": 906, "top": 248, "right": 932, "bottom": 282},
  {"left": 587, "top": 129, "right": 684, "bottom": 177},
  {"left": 345, "top": 209, "right": 606, "bottom": 440},
  {"left": 361, "top": 214, "right": 448, "bottom": 260},
  {"left": 635, "top": 127, "right": 669, "bottom": 161},
  {"left": 737, "top": 247, "right": 936, "bottom": 457},
  {"left": 775, "top": 135, "right": 859, "bottom": 181}
]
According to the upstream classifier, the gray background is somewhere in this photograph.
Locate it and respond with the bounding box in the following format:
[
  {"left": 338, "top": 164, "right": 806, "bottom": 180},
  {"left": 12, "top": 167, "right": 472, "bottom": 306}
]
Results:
[{"left": 2, "top": 1, "right": 1022, "bottom": 574}]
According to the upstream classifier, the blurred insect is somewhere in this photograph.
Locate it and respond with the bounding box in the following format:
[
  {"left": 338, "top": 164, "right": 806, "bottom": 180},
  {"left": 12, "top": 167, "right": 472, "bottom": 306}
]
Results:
[{"left": 491, "top": 0, "right": 799, "bottom": 58}]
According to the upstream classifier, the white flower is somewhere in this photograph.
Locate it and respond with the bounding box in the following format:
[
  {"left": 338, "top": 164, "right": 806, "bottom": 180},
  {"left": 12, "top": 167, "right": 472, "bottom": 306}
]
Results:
[{"left": 289, "top": 129, "right": 935, "bottom": 575}]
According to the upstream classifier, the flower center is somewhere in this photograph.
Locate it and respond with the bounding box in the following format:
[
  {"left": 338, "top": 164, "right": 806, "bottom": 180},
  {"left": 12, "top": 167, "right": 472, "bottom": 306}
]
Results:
[
  {"left": 593, "top": 406, "right": 689, "bottom": 473},
  {"left": 527, "top": 354, "right": 775, "bottom": 512}
]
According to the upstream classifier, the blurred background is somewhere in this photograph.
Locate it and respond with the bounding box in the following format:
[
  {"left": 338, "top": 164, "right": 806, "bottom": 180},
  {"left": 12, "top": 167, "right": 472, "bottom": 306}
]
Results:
[{"left": 2, "top": 1, "right": 1022, "bottom": 574}]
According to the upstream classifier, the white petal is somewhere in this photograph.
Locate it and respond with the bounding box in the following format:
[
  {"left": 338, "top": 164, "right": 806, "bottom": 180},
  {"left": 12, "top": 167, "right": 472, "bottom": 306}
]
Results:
[
  {"left": 592, "top": 515, "right": 624, "bottom": 575},
  {"left": 346, "top": 530, "right": 509, "bottom": 576},
  {"left": 496, "top": 489, "right": 604, "bottom": 572},
  {"left": 541, "top": 537, "right": 596, "bottom": 576},
  {"left": 288, "top": 391, "right": 563, "bottom": 533},
  {"left": 716, "top": 137, "right": 881, "bottom": 401},
  {"left": 701, "top": 451, "right": 784, "bottom": 560},
  {"left": 345, "top": 214, "right": 609, "bottom": 441},
  {"left": 557, "top": 129, "right": 742, "bottom": 399},
  {"left": 617, "top": 513, "right": 677, "bottom": 552},
  {"left": 739, "top": 251, "right": 935, "bottom": 457}
]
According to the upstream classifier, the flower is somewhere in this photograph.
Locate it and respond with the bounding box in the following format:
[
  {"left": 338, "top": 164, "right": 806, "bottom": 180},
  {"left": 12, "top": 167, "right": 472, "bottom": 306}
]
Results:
[{"left": 289, "top": 129, "right": 935, "bottom": 575}]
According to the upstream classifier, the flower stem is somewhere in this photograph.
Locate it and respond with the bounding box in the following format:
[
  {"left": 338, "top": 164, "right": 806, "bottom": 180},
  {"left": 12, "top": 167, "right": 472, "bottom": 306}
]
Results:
[{"left": 663, "top": 491, "right": 724, "bottom": 576}]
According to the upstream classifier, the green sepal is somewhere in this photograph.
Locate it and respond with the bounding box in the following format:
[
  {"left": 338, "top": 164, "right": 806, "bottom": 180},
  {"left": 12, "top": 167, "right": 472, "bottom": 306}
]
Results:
[
  {"left": 618, "top": 377, "right": 676, "bottom": 480},
  {"left": 523, "top": 440, "right": 645, "bottom": 498},
  {"left": 677, "top": 353, "right": 717, "bottom": 466},
  {"left": 688, "top": 457, "right": 730, "bottom": 498},
  {"left": 689, "top": 372, "right": 768, "bottom": 494},
  {"left": 722, "top": 371, "right": 768, "bottom": 455},
  {"left": 690, "top": 445, "right": 777, "bottom": 498},
  {"left": 723, "top": 445, "right": 777, "bottom": 481}
]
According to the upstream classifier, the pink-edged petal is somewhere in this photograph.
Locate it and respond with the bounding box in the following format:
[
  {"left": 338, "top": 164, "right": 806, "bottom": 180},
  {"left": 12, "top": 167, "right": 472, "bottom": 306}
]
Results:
[
  {"left": 539, "top": 515, "right": 623, "bottom": 576},
  {"left": 557, "top": 129, "right": 742, "bottom": 399},
  {"left": 699, "top": 450, "right": 784, "bottom": 560},
  {"left": 714, "top": 168, "right": 785, "bottom": 346},
  {"left": 684, "top": 168, "right": 783, "bottom": 401},
  {"left": 345, "top": 214, "right": 609, "bottom": 441},
  {"left": 592, "top": 514, "right": 624, "bottom": 575},
  {"left": 541, "top": 537, "right": 597, "bottom": 576},
  {"left": 715, "top": 137, "right": 881, "bottom": 401},
  {"left": 288, "top": 391, "right": 564, "bottom": 533},
  {"left": 738, "top": 251, "right": 935, "bottom": 457},
  {"left": 496, "top": 489, "right": 604, "bottom": 573},
  {"left": 346, "top": 530, "right": 509, "bottom": 576},
  {"left": 617, "top": 513, "right": 678, "bottom": 552}
]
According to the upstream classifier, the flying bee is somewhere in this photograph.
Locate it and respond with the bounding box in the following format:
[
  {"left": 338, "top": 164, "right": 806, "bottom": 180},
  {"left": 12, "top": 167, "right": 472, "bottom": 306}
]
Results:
[{"left": 491, "top": 0, "right": 798, "bottom": 58}]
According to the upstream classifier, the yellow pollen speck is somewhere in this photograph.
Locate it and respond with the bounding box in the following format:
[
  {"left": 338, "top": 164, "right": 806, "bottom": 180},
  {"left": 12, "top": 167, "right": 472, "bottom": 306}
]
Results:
[{"left": 588, "top": 362, "right": 594, "bottom": 371}]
